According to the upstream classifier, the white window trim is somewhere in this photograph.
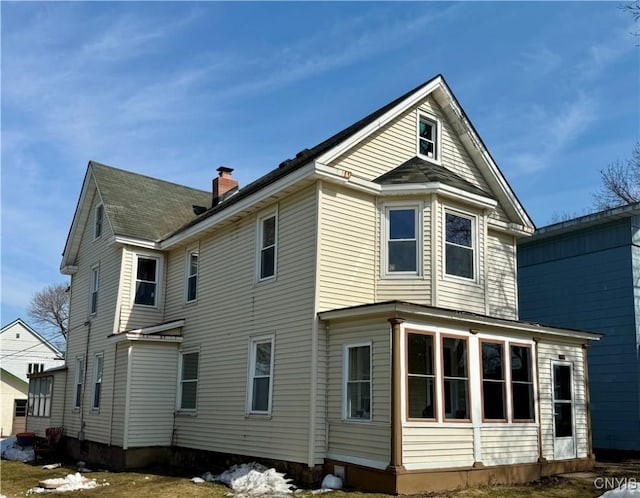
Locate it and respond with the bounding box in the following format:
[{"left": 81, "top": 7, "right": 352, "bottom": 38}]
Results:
[
  {"left": 343, "top": 341, "right": 372, "bottom": 422},
  {"left": 247, "top": 334, "right": 275, "bottom": 415},
  {"left": 256, "top": 209, "right": 278, "bottom": 282},
  {"left": 132, "top": 252, "right": 163, "bottom": 308},
  {"left": 416, "top": 111, "right": 441, "bottom": 165},
  {"left": 442, "top": 207, "right": 478, "bottom": 283},
  {"left": 90, "top": 264, "right": 99, "bottom": 315},
  {"left": 74, "top": 356, "right": 85, "bottom": 410},
  {"left": 177, "top": 349, "right": 200, "bottom": 413},
  {"left": 185, "top": 246, "right": 199, "bottom": 303},
  {"left": 92, "top": 352, "right": 104, "bottom": 411},
  {"left": 381, "top": 202, "right": 422, "bottom": 278},
  {"left": 94, "top": 203, "right": 104, "bottom": 240}
]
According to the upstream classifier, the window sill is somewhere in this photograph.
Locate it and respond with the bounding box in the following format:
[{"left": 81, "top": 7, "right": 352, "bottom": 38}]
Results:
[
  {"left": 245, "top": 412, "right": 272, "bottom": 420},
  {"left": 416, "top": 153, "right": 441, "bottom": 166},
  {"left": 381, "top": 274, "right": 423, "bottom": 280},
  {"left": 442, "top": 274, "right": 481, "bottom": 287},
  {"left": 343, "top": 418, "right": 372, "bottom": 424},
  {"left": 175, "top": 410, "right": 197, "bottom": 417}
]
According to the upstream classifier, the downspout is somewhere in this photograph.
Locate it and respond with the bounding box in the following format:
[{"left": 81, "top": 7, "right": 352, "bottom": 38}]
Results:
[
  {"left": 79, "top": 320, "right": 92, "bottom": 441},
  {"left": 123, "top": 344, "right": 133, "bottom": 451},
  {"left": 582, "top": 343, "right": 594, "bottom": 459},
  {"left": 387, "top": 317, "right": 405, "bottom": 475},
  {"left": 108, "top": 344, "right": 118, "bottom": 447},
  {"left": 533, "top": 338, "right": 546, "bottom": 463}
]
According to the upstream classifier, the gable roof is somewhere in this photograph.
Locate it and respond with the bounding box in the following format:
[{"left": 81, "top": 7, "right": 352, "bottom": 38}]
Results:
[
  {"left": 0, "top": 318, "right": 64, "bottom": 358},
  {"left": 61, "top": 161, "right": 211, "bottom": 271},
  {"left": 373, "top": 156, "right": 492, "bottom": 199},
  {"left": 167, "top": 74, "right": 532, "bottom": 242},
  {"left": 90, "top": 162, "right": 211, "bottom": 241}
]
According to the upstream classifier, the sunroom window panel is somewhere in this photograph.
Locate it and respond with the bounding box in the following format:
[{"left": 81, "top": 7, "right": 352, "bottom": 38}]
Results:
[
  {"left": 443, "top": 337, "right": 469, "bottom": 420},
  {"left": 512, "top": 382, "right": 534, "bottom": 420},
  {"left": 408, "top": 376, "right": 435, "bottom": 419}
]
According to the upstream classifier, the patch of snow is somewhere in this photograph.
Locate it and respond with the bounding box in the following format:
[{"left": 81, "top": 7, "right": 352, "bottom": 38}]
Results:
[
  {"left": 200, "top": 462, "right": 294, "bottom": 496},
  {"left": 320, "top": 474, "right": 342, "bottom": 490},
  {"left": 26, "top": 472, "right": 108, "bottom": 494},
  {"left": 43, "top": 463, "right": 62, "bottom": 470},
  {"left": 599, "top": 486, "right": 640, "bottom": 498},
  {"left": 192, "top": 477, "right": 205, "bottom": 484},
  {"left": 1, "top": 436, "right": 34, "bottom": 462}
]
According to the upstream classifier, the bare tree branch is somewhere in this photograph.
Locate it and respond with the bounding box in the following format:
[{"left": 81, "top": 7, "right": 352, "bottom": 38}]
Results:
[
  {"left": 593, "top": 142, "right": 640, "bottom": 210},
  {"left": 28, "top": 283, "right": 69, "bottom": 340}
]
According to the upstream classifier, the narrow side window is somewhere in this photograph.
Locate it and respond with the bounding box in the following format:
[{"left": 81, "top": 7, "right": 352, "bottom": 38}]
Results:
[
  {"left": 248, "top": 337, "right": 274, "bottom": 413},
  {"left": 179, "top": 351, "right": 199, "bottom": 411},
  {"left": 385, "top": 206, "right": 419, "bottom": 275},
  {"left": 92, "top": 353, "right": 104, "bottom": 410},
  {"left": 345, "top": 344, "right": 371, "bottom": 421},
  {"left": 258, "top": 213, "right": 277, "bottom": 281},
  {"left": 444, "top": 211, "right": 475, "bottom": 280},
  {"left": 90, "top": 265, "right": 99, "bottom": 314},
  {"left": 186, "top": 250, "right": 198, "bottom": 302},
  {"left": 94, "top": 204, "right": 104, "bottom": 239},
  {"left": 74, "top": 357, "right": 84, "bottom": 409}
]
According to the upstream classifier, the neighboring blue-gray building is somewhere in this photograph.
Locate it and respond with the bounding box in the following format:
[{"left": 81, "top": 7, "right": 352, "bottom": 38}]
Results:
[{"left": 518, "top": 202, "right": 640, "bottom": 451}]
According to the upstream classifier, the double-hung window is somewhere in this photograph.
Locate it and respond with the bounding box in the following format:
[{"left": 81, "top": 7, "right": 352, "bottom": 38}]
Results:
[
  {"left": 94, "top": 204, "right": 103, "bottom": 239},
  {"left": 92, "top": 353, "right": 104, "bottom": 410},
  {"left": 178, "top": 351, "right": 199, "bottom": 411},
  {"left": 345, "top": 344, "right": 371, "bottom": 421},
  {"left": 186, "top": 250, "right": 198, "bottom": 302},
  {"left": 74, "top": 357, "right": 84, "bottom": 409},
  {"left": 511, "top": 345, "right": 534, "bottom": 421},
  {"left": 418, "top": 113, "right": 439, "bottom": 161},
  {"left": 445, "top": 210, "right": 475, "bottom": 280},
  {"left": 248, "top": 336, "right": 274, "bottom": 413},
  {"left": 28, "top": 376, "right": 52, "bottom": 417},
  {"left": 385, "top": 206, "right": 419, "bottom": 274},
  {"left": 481, "top": 341, "right": 506, "bottom": 420},
  {"left": 134, "top": 255, "right": 158, "bottom": 306},
  {"left": 258, "top": 212, "right": 277, "bottom": 281},
  {"left": 28, "top": 363, "right": 44, "bottom": 375},
  {"left": 90, "top": 265, "right": 99, "bottom": 314}
]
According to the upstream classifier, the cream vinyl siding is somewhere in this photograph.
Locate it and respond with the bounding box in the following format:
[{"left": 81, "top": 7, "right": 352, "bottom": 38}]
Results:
[
  {"left": 329, "top": 96, "right": 509, "bottom": 224},
  {"left": 126, "top": 343, "right": 179, "bottom": 447},
  {"left": 327, "top": 319, "right": 390, "bottom": 467},
  {"left": 537, "top": 341, "right": 588, "bottom": 460},
  {"left": 26, "top": 370, "right": 66, "bottom": 437},
  {"left": 479, "top": 425, "right": 538, "bottom": 465},
  {"left": 117, "top": 248, "right": 164, "bottom": 332},
  {"left": 163, "top": 186, "right": 317, "bottom": 465},
  {"left": 487, "top": 230, "right": 518, "bottom": 319},
  {"left": 109, "top": 344, "right": 128, "bottom": 447},
  {"left": 434, "top": 200, "right": 486, "bottom": 314},
  {"left": 317, "top": 183, "right": 376, "bottom": 311},
  {"left": 402, "top": 426, "right": 474, "bottom": 469},
  {"left": 376, "top": 199, "right": 432, "bottom": 304},
  {"left": 64, "top": 190, "right": 121, "bottom": 444}
]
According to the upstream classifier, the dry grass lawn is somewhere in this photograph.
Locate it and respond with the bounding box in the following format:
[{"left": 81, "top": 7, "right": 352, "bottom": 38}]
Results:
[{"left": 1, "top": 458, "right": 638, "bottom": 498}]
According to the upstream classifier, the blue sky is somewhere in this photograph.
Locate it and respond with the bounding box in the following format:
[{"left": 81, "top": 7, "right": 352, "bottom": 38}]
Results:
[{"left": 1, "top": 1, "right": 638, "bottom": 336}]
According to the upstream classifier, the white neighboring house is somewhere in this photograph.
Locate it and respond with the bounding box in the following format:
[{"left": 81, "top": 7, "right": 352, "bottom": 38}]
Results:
[{"left": 0, "top": 319, "right": 64, "bottom": 436}]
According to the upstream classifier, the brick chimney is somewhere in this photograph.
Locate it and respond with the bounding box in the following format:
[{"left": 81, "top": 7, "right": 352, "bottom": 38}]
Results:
[{"left": 212, "top": 166, "right": 238, "bottom": 206}]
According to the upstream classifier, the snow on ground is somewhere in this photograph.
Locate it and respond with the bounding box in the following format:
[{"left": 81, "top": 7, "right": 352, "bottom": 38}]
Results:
[
  {"left": 1, "top": 436, "right": 34, "bottom": 462},
  {"left": 599, "top": 486, "right": 640, "bottom": 498},
  {"left": 195, "top": 462, "right": 294, "bottom": 496},
  {"left": 194, "top": 462, "right": 342, "bottom": 496},
  {"left": 26, "top": 473, "right": 109, "bottom": 494}
]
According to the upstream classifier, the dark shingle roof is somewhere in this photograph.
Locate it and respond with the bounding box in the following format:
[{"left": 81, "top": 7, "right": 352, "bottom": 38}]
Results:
[
  {"left": 373, "top": 156, "right": 492, "bottom": 198},
  {"left": 168, "top": 75, "right": 445, "bottom": 239},
  {"left": 91, "top": 161, "right": 211, "bottom": 242}
]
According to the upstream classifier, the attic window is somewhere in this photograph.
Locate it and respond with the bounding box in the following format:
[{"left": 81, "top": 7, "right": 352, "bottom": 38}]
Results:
[
  {"left": 94, "top": 204, "right": 104, "bottom": 239},
  {"left": 417, "top": 113, "right": 439, "bottom": 162}
]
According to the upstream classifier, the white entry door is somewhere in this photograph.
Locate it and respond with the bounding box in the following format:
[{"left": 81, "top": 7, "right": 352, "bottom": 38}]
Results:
[{"left": 552, "top": 363, "right": 576, "bottom": 459}]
